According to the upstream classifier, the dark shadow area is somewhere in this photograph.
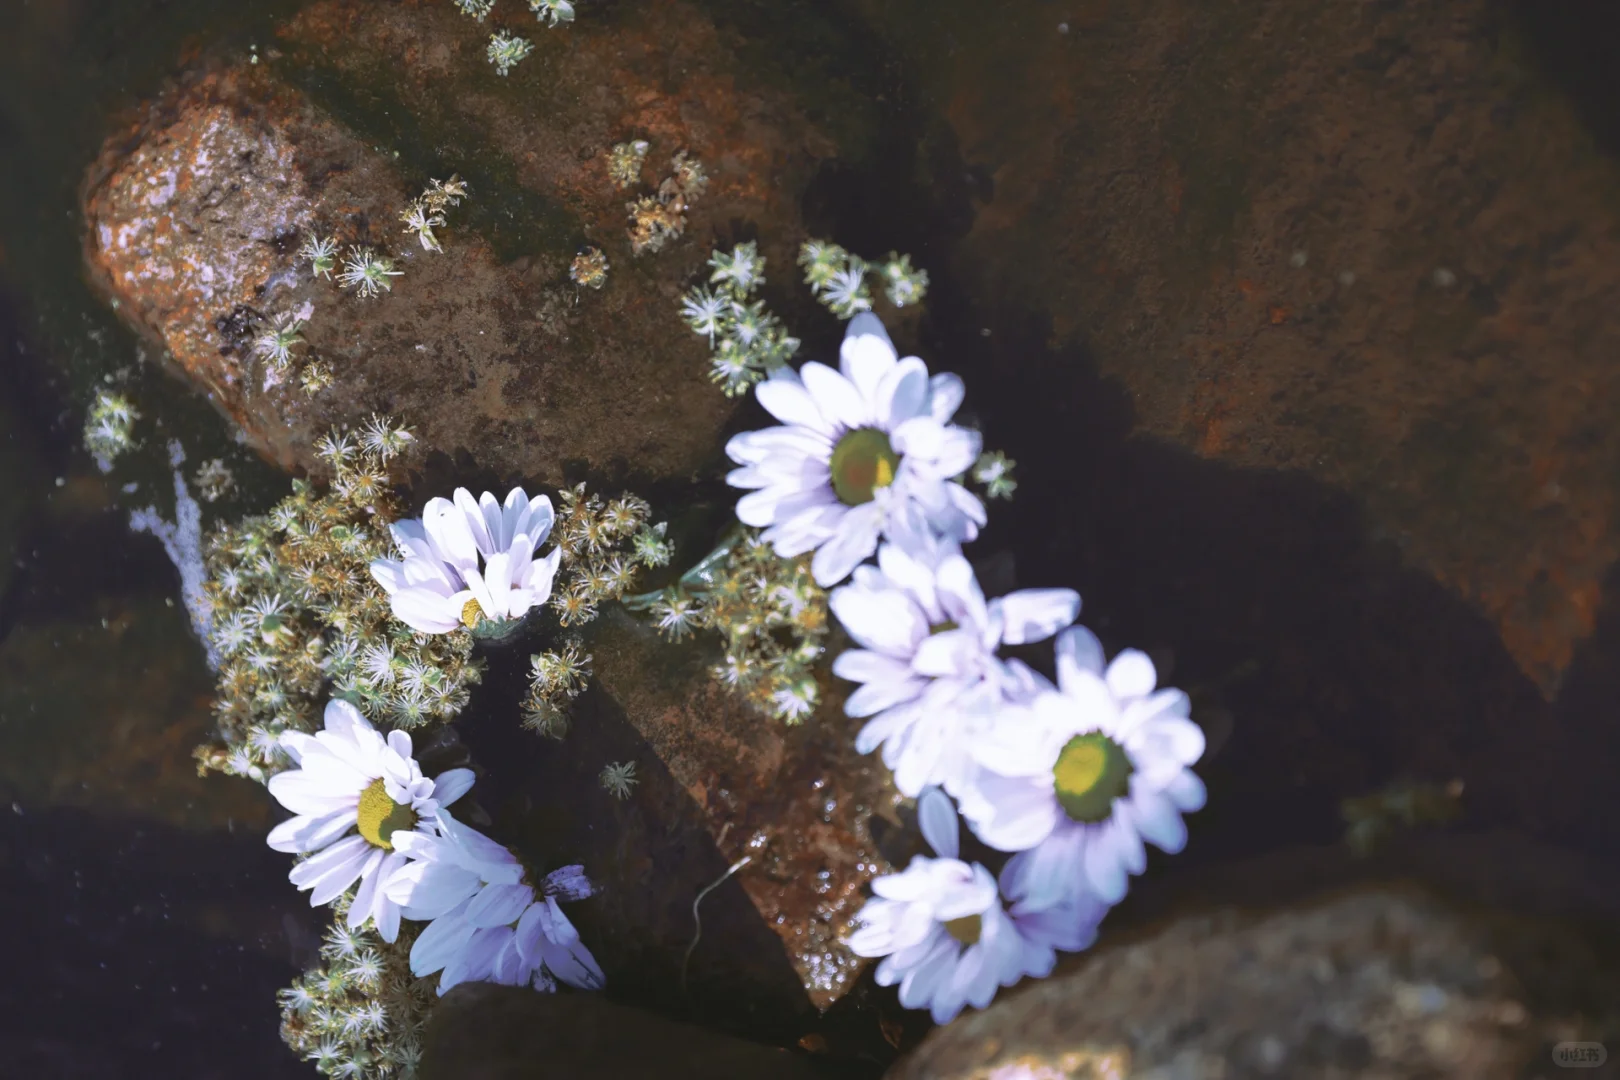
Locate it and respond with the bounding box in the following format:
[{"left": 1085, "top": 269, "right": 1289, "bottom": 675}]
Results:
[
  {"left": 0, "top": 805, "right": 315, "bottom": 1079},
  {"left": 920, "top": 277, "right": 1620, "bottom": 888},
  {"left": 1510, "top": 0, "right": 1620, "bottom": 160}
]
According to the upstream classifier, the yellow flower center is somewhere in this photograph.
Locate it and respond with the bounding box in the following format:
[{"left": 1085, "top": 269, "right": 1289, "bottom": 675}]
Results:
[
  {"left": 944, "top": 914, "right": 982, "bottom": 946},
  {"left": 829, "top": 427, "right": 900, "bottom": 506},
  {"left": 356, "top": 777, "right": 417, "bottom": 850},
  {"left": 460, "top": 597, "right": 485, "bottom": 628},
  {"left": 1052, "top": 733, "right": 1133, "bottom": 824}
]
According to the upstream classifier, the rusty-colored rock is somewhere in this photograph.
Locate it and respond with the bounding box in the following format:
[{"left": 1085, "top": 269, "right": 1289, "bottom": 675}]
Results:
[
  {"left": 860, "top": 0, "right": 1620, "bottom": 695},
  {"left": 437, "top": 605, "right": 897, "bottom": 1026},
  {"left": 587, "top": 610, "right": 897, "bottom": 1012},
  {"left": 82, "top": 0, "right": 835, "bottom": 486}
]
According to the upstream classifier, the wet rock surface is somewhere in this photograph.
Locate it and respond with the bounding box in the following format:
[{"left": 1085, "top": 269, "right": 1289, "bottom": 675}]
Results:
[
  {"left": 419, "top": 983, "right": 837, "bottom": 1080},
  {"left": 889, "top": 882, "right": 1620, "bottom": 1080},
  {"left": 587, "top": 610, "right": 896, "bottom": 1012},
  {"left": 447, "top": 607, "right": 898, "bottom": 1038},
  {"left": 853, "top": 0, "right": 1620, "bottom": 696},
  {"left": 81, "top": 0, "right": 836, "bottom": 486}
]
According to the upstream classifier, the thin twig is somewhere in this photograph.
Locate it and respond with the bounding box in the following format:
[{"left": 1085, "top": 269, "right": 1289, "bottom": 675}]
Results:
[{"left": 680, "top": 854, "right": 752, "bottom": 1001}]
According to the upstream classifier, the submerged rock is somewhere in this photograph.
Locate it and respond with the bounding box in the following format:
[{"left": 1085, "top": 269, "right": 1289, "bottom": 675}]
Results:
[
  {"left": 854, "top": 0, "right": 1620, "bottom": 697},
  {"left": 588, "top": 611, "right": 897, "bottom": 1013},
  {"left": 419, "top": 983, "right": 834, "bottom": 1080},
  {"left": 81, "top": 0, "right": 834, "bottom": 485},
  {"left": 888, "top": 884, "right": 1620, "bottom": 1080},
  {"left": 455, "top": 608, "right": 897, "bottom": 1028}
]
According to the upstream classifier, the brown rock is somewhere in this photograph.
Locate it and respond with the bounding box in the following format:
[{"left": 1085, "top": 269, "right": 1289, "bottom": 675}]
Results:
[
  {"left": 859, "top": 0, "right": 1620, "bottom": 695},
  {"left": 81, "top": 0, "right": 835, "bottom": 486},
  {"left": 463, "top": 609, "right": 898, "bottom": 1025},
  {"left": 887, "top": 885, "right": 1620, "bottom": 1080},
  {"left": 587, "top": 610, "right": 898, "bottom": 1012},
  {"left": 419, "top": 983, "right": 834, "bottom": 1080}
]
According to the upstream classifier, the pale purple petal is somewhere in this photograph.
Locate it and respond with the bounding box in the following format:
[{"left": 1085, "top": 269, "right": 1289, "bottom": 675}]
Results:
[
  {"left": 917, "top": 787, "right": 960, "bottom": 860},
  {"left": 994, "top": 589, "right": 1081, "bottom": 646},
  {"left": 542, "top": 864, "right": 593, "bottom": 902},
  {"left": 754, "top": 376, "right": 836, "bottom": 438},
  {"left": 1105, "top": 649, "right": 1158, "bottom": 700},
  {"left": 811, "top": 503, "right": 883, "bottom": 586},
  {"left": 431, "top": 767, "right": 476, "bottom": 807},
  {"left": 800, "top": 361, "right": 871, "bottom": 431},
  {"left": 267, "top": 807, "right": 357, "bottom": 854},
  {"left": 927, "top": 372, "right": 965, "bottom": 424},
  {"left": 465, "top": 882, "right": 535, "bottom": 928}
]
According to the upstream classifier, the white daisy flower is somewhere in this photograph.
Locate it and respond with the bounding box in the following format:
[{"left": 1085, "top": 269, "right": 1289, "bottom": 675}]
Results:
[
  {"left": 831, "top": 539, "right": 1079, "bottom": 799},
  {"left": 960, "top": 626, "right": 1207, "bottom": 909},
  {"left": 384, "top": 812, "right": 603, "bottom": 995},
  {"left": 846, "top": 789, "right": 1107, "bottom": 1025},
  {"left": 369, "top": 487, "right": 562, "bottom": 635},
  {"left": 725, "top": 313, "right": 986, "bottom": 587},
  {"left": 266, "top": 699, "right": 474, "bottom": 942}
]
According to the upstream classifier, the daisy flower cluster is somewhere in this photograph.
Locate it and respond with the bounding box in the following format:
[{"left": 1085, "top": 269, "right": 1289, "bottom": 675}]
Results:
[
  {"left": 399, "top": 175, "right": 469, "bottom": 255},
  {"left": 627, "top": 526, "right": 830, "bottom": 723},
  {"left": 83, "top": 388, "right": 140, "bottom": 471},
  {"left": 523, "top": 485, "right": 666, "bottom": 737},
  {"left": 193, "top": 457, "right": 236, "bottom": 503},
  {"left": 569, "top": 246, "right": 609, "bottom": 290},
  {"left": 253, "top": 300, "right": 327, "bottom": 396},
  {"left": 365, "top": 478, "right": 667, "bottom": 739},
  {"left": 605, "top": 139, "right": 650, "bottom": 189},
  {"left": 338, "top": 247, "right": 404, "bottom": 299},
  {"left": 299, "top": 234, "right": 398, "bottom": 301},
  {"left": 799, "top": 240, "right": 931, "bottom": 319},
  {"left": 194, "top": 418, "right": 483, "bottom": 784},
  {"left": 454, "top": 0, "right": 581, "bottom": 28},
  {"left": 253, "top": 310, "right": 307, "bottom": 374},
  {"left": 278, "top": 893, "right": 435, "bottom": 1076},
  {"left": 721, "top": 305, "right": 1209, "bottom": 1023},
  {"left": 625, "top": 149, "right": 708, "bottom": 255},
  {"left": 545, "top": 484, "right": 671, "bottom": 626},
  {"left": 520, "top": 639, "right": 591, "bottom": 738},
  {"left": 485, "top": 31, "right": 533, "bottom": 76},
  {"left": 267, "top": 699, "right": 603, "bottom": 1077},
  {"left": 679, "top": 242, "right": 803, "bottom": 397}
]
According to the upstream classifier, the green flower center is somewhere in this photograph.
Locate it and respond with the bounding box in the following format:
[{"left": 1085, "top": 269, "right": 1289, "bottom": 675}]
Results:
[
  {"left": 829, "top": 427, "right": 899, "bottom": 506},
  {"left": 943, "top": 914, "right": 982, "bottom": 946},
  {"left": 1052, "top": 733, "right": 1133, "bottom": 824},
  {"left": 356, "top": 777, "right": 417, "bottom": 850}
]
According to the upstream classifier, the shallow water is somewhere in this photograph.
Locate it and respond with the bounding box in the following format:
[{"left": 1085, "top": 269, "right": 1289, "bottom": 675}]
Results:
[{"left": 3, "top": 0, "right": 1620, "bottom": 1076}]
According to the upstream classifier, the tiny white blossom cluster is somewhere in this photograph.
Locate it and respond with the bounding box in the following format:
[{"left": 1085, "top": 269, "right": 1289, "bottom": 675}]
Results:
[
  {"left": 266, "top": 698, "right": 603, "bottom": 992},
  {"left": 725, "top": 309, "right": 1208, "bottom": 1024}
]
